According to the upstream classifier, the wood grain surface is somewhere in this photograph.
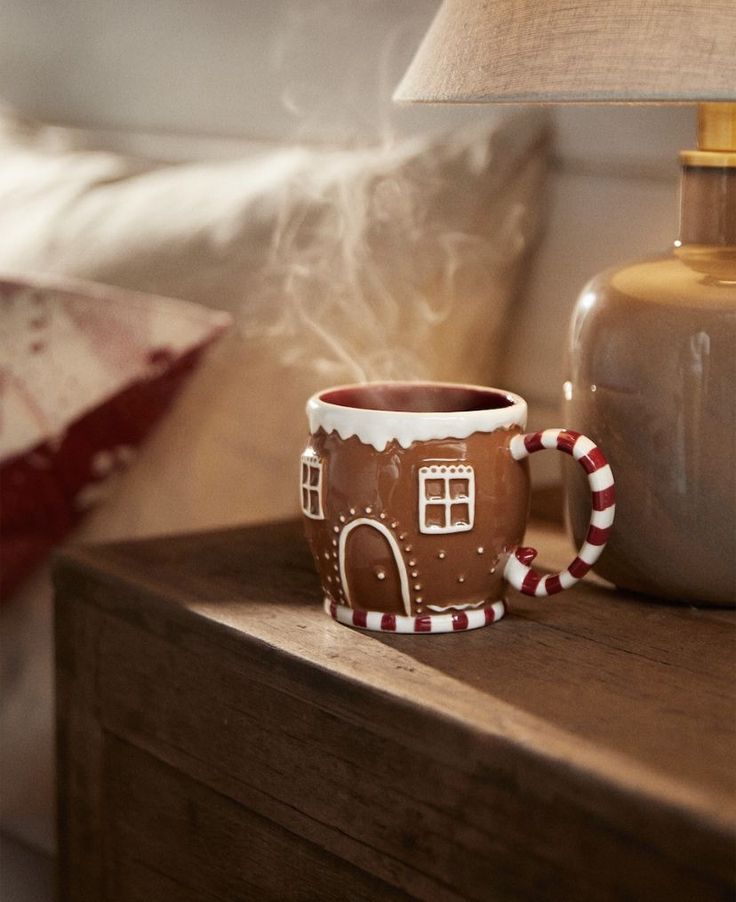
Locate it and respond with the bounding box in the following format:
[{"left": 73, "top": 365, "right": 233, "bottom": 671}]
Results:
[{"left": 55, "top": 519, "right": 736, "bottom": 901}]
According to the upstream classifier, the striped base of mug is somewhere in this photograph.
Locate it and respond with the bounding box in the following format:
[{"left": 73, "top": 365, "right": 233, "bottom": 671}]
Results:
[{"left": 324, "top": 598, "right": 506, "bottom": 633}]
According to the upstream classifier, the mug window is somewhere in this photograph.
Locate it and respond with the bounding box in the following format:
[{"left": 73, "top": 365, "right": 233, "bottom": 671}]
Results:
[
  {"left": 418, "top": 465, "right": 475, "bottom": 534},
  {"left": 300, "top": 452, "right": 324, "bottom": 520}
]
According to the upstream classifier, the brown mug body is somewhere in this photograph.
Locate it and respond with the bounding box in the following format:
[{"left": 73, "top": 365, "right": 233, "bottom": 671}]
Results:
[{"left": 301, "top": 383, "right": 530, "bottom": 630}]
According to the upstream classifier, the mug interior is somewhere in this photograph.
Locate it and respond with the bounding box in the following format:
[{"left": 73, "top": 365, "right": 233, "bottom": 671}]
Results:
[{"left": 319, "top": 383, "right": 515, "bottom": 414}]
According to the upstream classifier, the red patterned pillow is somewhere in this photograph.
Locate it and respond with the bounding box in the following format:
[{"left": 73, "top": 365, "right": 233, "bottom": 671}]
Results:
[{"left": 0, "top": 274, "right": 230, "bottom": 599}]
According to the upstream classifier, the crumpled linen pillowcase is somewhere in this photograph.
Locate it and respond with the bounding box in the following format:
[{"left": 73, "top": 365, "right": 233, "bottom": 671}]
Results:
[{"left": 0, "top": 106, "right": 552, "bottom": 539}]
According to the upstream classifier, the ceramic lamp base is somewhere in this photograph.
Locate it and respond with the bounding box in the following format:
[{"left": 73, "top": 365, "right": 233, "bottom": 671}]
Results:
[
  {"left": 325, "top": 598, "right": 506, "bottom": 633},
  {"left": 564, "top": 124, "right": 736, "bottom": 605},
  {"left": 564, "top": 255, "right": 736, "bottom": 605}
]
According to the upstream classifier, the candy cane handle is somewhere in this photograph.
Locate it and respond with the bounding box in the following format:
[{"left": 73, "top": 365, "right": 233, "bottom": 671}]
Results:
[{"left": 504, "top": 429, "right": 615, "bottom": 596}]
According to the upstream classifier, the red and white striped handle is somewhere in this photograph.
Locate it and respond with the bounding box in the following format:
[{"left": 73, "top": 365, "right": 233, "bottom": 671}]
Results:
[{"left": 504, "top": 429, "right": 615, "bottom": 597}]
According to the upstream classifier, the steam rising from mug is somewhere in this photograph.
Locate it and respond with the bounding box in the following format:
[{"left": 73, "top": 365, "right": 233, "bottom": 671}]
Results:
[{"left": 239, "top": 3, "right": 551, "bottom": 387}]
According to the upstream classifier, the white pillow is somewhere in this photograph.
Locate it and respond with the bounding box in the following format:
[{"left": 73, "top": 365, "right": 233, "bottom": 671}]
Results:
[{"left": 0, "top": 107, "right": 551, "bottom": 536}]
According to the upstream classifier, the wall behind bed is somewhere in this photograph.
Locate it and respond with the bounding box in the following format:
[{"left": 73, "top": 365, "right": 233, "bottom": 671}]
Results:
[{"left": 0, "top": 0, "right": 693, "bottom": 478}]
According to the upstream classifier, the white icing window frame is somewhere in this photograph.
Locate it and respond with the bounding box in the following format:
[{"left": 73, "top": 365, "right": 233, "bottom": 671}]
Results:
[
  {"left": 418, "top": 464, "right": 475, "bottom": 534},
  {"left": 300, "top": 452, "right": 324, "bottom": 520}
]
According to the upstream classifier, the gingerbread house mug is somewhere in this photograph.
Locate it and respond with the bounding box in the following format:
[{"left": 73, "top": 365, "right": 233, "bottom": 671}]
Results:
[{"left": 301, "top": 382, "right": 615, "bottom": 634}]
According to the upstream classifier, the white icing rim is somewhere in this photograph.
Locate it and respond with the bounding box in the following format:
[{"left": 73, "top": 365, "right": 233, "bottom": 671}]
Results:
[{"left": 307, "top": 382, "right": 527, "bottom": 452}]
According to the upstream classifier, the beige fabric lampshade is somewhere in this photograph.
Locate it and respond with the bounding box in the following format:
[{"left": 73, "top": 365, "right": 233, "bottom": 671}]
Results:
[{"left": 394, "top": 0, "right": 736, "bottom": 104}]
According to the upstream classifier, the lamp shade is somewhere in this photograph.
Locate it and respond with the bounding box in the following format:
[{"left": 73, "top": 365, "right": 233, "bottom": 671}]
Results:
[{"left": 394, "top": 0, "right": 736, "bottom": 104}]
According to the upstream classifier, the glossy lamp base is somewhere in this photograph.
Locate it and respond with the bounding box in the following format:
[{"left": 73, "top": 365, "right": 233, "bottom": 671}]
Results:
[{"left": 564, "top": 255, "right": 736, "bottom": 606}]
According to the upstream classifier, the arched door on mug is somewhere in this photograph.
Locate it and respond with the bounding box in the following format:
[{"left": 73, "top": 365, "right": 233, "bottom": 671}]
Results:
[{"left": 338, "top": 519, "right": 410, "bottom": 615}]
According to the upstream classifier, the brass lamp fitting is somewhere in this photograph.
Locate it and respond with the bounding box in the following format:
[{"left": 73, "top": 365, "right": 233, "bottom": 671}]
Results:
[{"left": 681, "top": 102, "right": 736, "bottom": 168}]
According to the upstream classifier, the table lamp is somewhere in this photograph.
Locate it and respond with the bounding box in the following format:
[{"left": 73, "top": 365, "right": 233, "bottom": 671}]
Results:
[{"left": 394, "top": 0, "right": 736, "bottom": 605}]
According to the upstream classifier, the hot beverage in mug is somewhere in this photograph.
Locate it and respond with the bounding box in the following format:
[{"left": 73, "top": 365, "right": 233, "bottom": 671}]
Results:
[{"left": 301, "top": 382, "right": 614, "bottom": 633}]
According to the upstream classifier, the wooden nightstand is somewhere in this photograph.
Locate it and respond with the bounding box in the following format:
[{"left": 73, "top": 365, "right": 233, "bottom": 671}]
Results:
[{"left": 54, "top": 519, "right": 735, "bottom": 901}]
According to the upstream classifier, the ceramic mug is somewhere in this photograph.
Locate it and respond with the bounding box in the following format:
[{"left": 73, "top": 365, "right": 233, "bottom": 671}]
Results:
[{"left": 301, "top": 382, "right": 615, "bottom": 634}]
